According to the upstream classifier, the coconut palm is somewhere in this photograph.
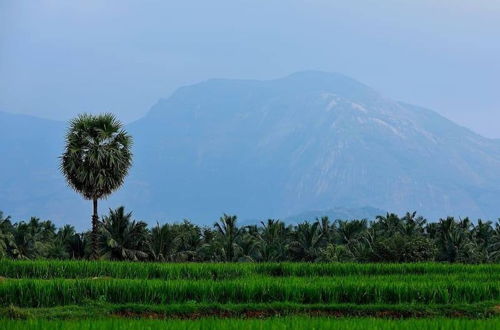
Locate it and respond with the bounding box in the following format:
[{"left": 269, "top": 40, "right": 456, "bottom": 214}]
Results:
[
  {"left": 60, "top": 113, "right": 132, "bottom": 258},
  {"left": 336, "top": 219, "right": 368, "bottom": 244},
  {"left": 49, "top": 225, "right": 85, "bottom": 259},
  {"left": 0, "top": 211, "right": 14, "bottom": 258},
  {"left": 289, "top": 221, "right": 323, "bottom": 261},
  {"left": 317, "top": 216, "right": 333, "bottom": 246},
  {"left": 401, "top": 211, "right": 427, "bottom": 236},
  {"left": 214, "top": 214, "right": 241, "bottom": 261},
  {"left": 10, "top": 217, "right": 55, "bottom": 259},
  {"left": 238, "top": 228, "right": 260, "bottom": 262},
  {"left": 173, "top": 220, "right": 202, "bottom": 261},
  {"left": 258, "top": 219, "right": 289, "bottom": 261},
  {"left": 150, "top": 222, "right": 179, "bottom": 261},
  {"left": 489, "top": 222, "right": 500, "bottom": 262},
  {"left": 99, "top": 206, "right": 149, "bottom": 261},
  {"left": 375, "top": 213, "right": 403, "bottom": 236}
]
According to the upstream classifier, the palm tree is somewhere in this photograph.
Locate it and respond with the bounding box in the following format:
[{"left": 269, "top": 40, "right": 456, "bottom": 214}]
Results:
[
  {"left": 11, "top": 218, "right": 43, "bottom": 259},
  {"left": 401, "top": 211, "right": 427, "bottom": 236},
  {"left": 238, "top": 228, "right": 260, "bottom": 262},
  {"left": 258, "top": 219, "right": 289, "bottom": 261},
  {"left": 50, "top": 225, "right": 85, "bottom": 259},
  {"left": 100, "top": 206, "right": 149, "bottom": 261},
  {"left": 489, "top": 221, "right": 500, "bottom": 262},
  {"left": 434, "top": 217, "right": 476, "bottom": 262},
  {"left": 317, "top": 216, "right": 333, "bottom": 246},
  {"left": 0, "top": 211, "right": 13, "bottom": 258},
  {"left": 174, "top": 220, "right": 202, "bottom": 261},
  {"left": 60, "top": 113, "right": 133, "bottom": 258},
  {"left": 336, "top": 219, "right": 367, "bottom": 244},
  {"left": 150, "top": 222, "right": 179, "bottom": 261},
  {"left": 214, "top": 214, "right": 241, "bottom": 261},
  {"left": 375, "top": 213, "right": 402, "bottom": 236},
  {"left": 197, "top": 227, "right": 221, "bottom": 262},
  {"left": 289, "top": 221, "right": 323, "bottom": 261}
]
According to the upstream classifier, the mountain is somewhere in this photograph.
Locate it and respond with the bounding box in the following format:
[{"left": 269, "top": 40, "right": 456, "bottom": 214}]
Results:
[
  {"left": 2, "top": 71, "right": 500, "bottom": 228},
  {"left": 0, "top": 112, "right": 94, "bottom": 224},
  {"left": 124, "top": 71, "right": 500, "bottom": 222}
]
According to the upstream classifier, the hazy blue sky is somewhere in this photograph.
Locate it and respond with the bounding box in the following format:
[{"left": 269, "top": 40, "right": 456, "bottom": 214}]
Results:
[{"left": 1, "top": 0, "right": 499, "bottom": 137}]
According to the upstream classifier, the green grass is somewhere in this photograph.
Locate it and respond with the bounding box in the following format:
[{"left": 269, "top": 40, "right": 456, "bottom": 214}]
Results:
[
  {"left": 0, "top": 261, "right": 498, "bottom": 325},
  {"left": 1, "top": 260, "right": 498, "bottom": 279},
  {"left": 0, "top": 277, "right": 498, "bottom": 307},
  {"left": 1, "top": 302, "right": 497, "bottom": 320},
  {"left": 2, "top": 317, "right": 500, "bottom": 330}
]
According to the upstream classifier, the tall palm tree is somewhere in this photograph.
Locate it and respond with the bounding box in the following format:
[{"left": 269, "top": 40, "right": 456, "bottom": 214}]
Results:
[{"left": 60, "top": 113, "right": 132, "bottom": 258}]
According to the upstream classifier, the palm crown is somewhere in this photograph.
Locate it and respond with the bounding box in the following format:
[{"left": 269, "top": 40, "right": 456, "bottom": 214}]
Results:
[{"left": 60, "top": 113, "right": 132, "bottom": 200}]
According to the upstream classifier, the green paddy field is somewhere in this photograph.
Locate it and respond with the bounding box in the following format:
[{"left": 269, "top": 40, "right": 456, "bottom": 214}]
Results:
[{"left": 0, "top": 261, "right": 498, "bottom": 329}]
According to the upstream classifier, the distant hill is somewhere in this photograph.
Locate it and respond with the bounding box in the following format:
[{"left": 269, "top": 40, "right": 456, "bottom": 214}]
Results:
[
  {"left": 2, "top": 71, "right": 500, "bottom": 228},
  {"left": 0, "top": 112, "right": 73, "bottom": 222}
]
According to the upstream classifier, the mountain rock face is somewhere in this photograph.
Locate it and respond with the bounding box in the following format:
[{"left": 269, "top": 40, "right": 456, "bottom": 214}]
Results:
[
  {"left": 126, "top": 71, "right": 500, "bottom": 222},
  {"left": 2, "top": 71, "right": 500, "bottom": 227}
]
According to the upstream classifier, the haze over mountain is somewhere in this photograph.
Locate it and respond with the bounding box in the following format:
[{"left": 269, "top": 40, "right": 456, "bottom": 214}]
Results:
[{"left": 1, "top": 71, "right": 500, "bottom": 229}]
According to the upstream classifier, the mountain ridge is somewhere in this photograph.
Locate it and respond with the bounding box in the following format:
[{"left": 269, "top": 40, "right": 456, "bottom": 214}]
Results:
[
  {"left": 1, "top": 72, "right": 500, "bottom": 228},
  {"left": 124, "top": 72, "right": 500, "bottom": 222}
]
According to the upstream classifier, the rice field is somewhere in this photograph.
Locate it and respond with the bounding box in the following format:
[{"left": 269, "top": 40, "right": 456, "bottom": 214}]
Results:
[
  {"left": 2, "top": 317, "right": 500, "bottom": 330},
  {"left": 1, "top": 260, "right": 497, "bottom": 279},
  {"left": 0, "top": 261, "right": 498, "bottom": 329}
]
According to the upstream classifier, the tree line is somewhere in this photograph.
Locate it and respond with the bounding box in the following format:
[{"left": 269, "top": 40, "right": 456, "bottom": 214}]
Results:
[{"left": 0, "top": 208, "right": 498, "bottom": 263}]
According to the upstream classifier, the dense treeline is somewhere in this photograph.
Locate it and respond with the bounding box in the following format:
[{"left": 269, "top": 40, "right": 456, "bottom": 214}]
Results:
[{"left": 0, "top": 208, "right": 499, "bottom": 263}]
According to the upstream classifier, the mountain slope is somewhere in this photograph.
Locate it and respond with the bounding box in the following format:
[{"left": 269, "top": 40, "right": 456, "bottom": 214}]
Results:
[
  {"left": 0, "top": 112, "right": 82, "bottom": 222},
  {"left": 2, "top": 72, "right": 500, "bottom": 227},
  {"left": 123, "top": 71, "right": 500, "bottom": 222}
]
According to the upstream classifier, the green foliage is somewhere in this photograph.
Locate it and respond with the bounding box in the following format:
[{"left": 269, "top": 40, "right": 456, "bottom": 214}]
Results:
[
  {"left": 1, "top": 302, "right": 496, "bottom": 320},
  {"left": 213, "top": 214, "right": 241, "bottom": 262},
  {"left": 0, "top": 209, "right": 499, "bottom": 263},
  {"left": 99, "top": 207, "right": 149, "bottom": 261},
  {"left": 371, "top": 234, "right": 437, "bottom": 262},
  {"left": 289, "top": 221, "right": 323, "bottom": 261},
  {"left": 1, "top": 259, "right": 498, "bottom": 279},
  {"left": 60, "top": 113, "right": 133, "bottom": 201},
  {"left": 3, "top": 317, "right": 500, "bottom": 330},
  {"left": 0, "top": 211, "right": 13, "bottom": 259},
  {"left": 257, "top": 219, "right": 290, "bottom": 262},
  {"left": 0, "top": 261, "right": 497, "bottom": 324},
  {"left": 0, "top": 273, "right": 498, "bottom": 307}
]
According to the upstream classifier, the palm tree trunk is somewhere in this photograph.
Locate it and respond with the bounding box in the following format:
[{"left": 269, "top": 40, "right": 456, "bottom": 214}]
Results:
[{"left": 91, "top": 198, "right": 99, "bottom": 259}]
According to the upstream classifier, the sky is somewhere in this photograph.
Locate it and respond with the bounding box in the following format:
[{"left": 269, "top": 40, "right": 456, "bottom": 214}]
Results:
[{"left": 1, "top": 0, "right": 499, "bottom": 137}]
